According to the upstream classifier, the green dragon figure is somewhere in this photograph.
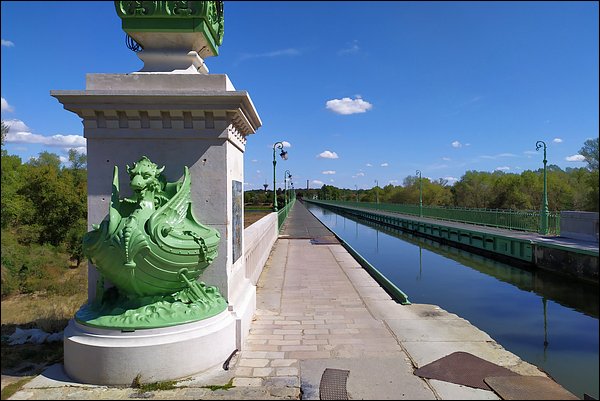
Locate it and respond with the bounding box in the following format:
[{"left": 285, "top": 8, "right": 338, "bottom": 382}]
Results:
[{"left": 77, "top": 156, "right": 226, "bottom": 329}]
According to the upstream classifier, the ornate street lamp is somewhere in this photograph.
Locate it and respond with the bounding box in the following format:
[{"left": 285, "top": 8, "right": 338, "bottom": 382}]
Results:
[
  {"left": 355, "top": 184, "right": 359, "bottom": 202},
  {"left": 416, "top": 170, "right": 423, "bottom": 217},
  {"left": 375, "top": 179, "right": 379, "bottom": 204},
  {"left": 284, "top": 170, "right": 292, "bottom": 206},
  {"left": 272, "top": 141, "right": 288, "bottom": 211},
  {"left": 536, "top": 140, "right": 549, "bottom": 235}
]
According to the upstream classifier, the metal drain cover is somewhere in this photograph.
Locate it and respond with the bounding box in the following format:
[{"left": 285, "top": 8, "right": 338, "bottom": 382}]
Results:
[
  {"left": 319, "top": 368, "right": 350, "bottom": 400},
  {"left": 484, "top": 376, "right": 580, "bottom": 400},
  {"left": 414, "top": 351, "right": 519, "bottom": 390}
]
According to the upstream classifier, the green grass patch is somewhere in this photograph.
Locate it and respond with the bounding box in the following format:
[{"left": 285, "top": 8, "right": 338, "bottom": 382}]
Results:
[
  {"left": 1, "top": 376, "right": 34, "bottom": 400},
  {"left": 202, "top": 378, "right": 235, "bottom": 391},
  {"left": 131, "top": 374, "right": 179, "bottom": 392}
]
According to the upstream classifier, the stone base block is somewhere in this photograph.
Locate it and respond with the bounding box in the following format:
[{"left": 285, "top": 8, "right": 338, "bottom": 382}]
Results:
[{"left": 64, "top": 309, "right": 236, "bottom": 385}]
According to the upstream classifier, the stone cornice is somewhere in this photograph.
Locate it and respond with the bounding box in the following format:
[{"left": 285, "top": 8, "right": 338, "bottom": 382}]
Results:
[{"left": 51, "top": 90, "right": 261, "bottom": 136}]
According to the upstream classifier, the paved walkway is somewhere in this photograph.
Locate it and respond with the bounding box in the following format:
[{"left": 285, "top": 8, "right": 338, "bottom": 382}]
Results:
[{"left": 6, "top": 201, "right": 578, "bottom": 400}]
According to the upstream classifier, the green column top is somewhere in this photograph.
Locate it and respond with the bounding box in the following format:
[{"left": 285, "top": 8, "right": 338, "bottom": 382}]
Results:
[{"left": 115, "top": 1, "right": 224, "bottom": 57}]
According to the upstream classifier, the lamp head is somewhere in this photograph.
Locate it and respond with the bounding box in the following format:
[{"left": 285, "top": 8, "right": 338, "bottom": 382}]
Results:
[{"left": 280, "top": 149, "right": 288, "bottom": 160}]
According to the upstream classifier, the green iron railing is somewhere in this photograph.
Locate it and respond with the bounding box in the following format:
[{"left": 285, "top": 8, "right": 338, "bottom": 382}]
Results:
[
  {"left": 277, "top": 197, "right": 296, "bottom": 230},
  {"left": 314, "top": 200, "right": 560, "bottom": 235}
]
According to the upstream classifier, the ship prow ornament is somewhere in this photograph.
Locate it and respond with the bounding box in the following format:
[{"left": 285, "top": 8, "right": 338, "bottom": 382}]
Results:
[{"left": 78, "top": 156, "right": 225, "bottom": 329}]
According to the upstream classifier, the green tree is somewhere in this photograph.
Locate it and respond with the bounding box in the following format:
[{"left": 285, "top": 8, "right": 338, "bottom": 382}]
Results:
[
  {"left": 579, "top": 137, "right": 599, "bottom": 171},
  {"left": 19, "top": 152, "right": 87, "bottom": 245},
  {"left": 1, "top": 120, "right": 8, "bottom": 146}
]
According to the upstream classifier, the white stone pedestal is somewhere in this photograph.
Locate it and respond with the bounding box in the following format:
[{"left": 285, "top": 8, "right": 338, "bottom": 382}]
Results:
[
  {"left": 64, "top": 310, "right": 236, "bottom": 385},
  {"left": 52, "top": 72, "right": 261, "bottom": 383}
]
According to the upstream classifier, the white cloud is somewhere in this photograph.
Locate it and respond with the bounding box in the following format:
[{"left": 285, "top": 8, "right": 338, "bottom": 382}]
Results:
[
  {"left": 338, "top": 40, "right": 360, "bottom": 55},
  {"left": 523, "top": 150, "right": 537, "bottom": 155},
  {"left": 451, "top": 140, "right": 462, "bottom": 148},
  {"left": 70, "top": 146, "right": 87, "bottom": 154},
  {"left": 553, "top": 138, "right": 563, "bottom": 143},
  {"left": 389, "top": 179, "right": 399, "bottom": 184},
  {"left": 317, "top": 150, "right": 339, "bottom": 159},
  {"left": 495, "top": 166, "right": 510, "bottom": 171},
  {"left": 238, "top": 48, "right": 300, "bottom": 63},
  {"left": 366, "top": 163, "right": 372, "bottom": 167},
  {"left": 481, "top": 153, "right": 517, "bottom": 160},
  {"left": 7, "top": 131, "right": 86, "bottom": 149},
  {"left": 4, "top": 119, "right": 28, "bottom": 132},
  {"left": 251, "top": 159, "right": 258, "bottom": 162},
  {"left": 329, "top": 179, "right": 335, "bottom": 182},
  {"left": 326, "top": 96, "right": 372, "bottom": 115},
  {"left": 565, "top": 154, "right": 585, "bottom": 162},
  {"left": 5, "top": 119, "right": 86, "bottom": 153},
  {"left": 352, "top": 172, "right": 365, "bottom": 178},
  {"left": 1, "top": 39, "right": 15, "bottom": 47},
  {"left": 380, "top": 162, "right": 389, "bottom": 167},
  {"left": 312, "top": 180, "right": 324, "bottom": 186},
  {"left": 321, "top": 170, "right": 336, "bottom": 175},
  {"left": 1, "top": 97, "right": 14, "bottom": 112},
  {"left": 442, "top": 157, "right": 451, "bottom": 161},
  {"left": 269, "top": 141, "right": 291, "bottom": 149},
  {"left": 444, "top": 176, "right": 459, "bottom": 183}
]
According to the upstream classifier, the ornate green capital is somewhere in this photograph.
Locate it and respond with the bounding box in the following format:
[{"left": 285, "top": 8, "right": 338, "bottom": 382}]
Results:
[{"left": 115, "top": 1, "right": 224, "bottom": 56}]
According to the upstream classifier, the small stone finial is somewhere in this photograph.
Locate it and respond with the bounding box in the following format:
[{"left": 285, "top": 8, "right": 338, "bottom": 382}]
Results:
[{"left": 114, "top": 1, "right": 224, "bottom": 74}]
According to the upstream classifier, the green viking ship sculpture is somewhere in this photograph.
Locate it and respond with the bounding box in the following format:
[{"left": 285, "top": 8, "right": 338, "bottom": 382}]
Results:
[{"left": 77, "top": 156, "right": 226, "bottom": 329}]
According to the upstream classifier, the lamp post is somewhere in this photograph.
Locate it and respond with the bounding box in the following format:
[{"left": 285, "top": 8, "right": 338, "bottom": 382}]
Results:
[
  {"left": 284, "top": 170, "right": 292, "bottom": 206},
  {"left": 272, "top": 141, "right": 288, "bottom": 211},
  {"left": 416, "top": 170, "right": 423, "bottom": 217},
  {"left": 536, "top": 140, "right": 549, "bottom": 235},
  {"left": 375, "top": 179, "right": 379, "bottom": 204},
  {"left": 355, "top": 185, "right": 359, "bottom": 202}
]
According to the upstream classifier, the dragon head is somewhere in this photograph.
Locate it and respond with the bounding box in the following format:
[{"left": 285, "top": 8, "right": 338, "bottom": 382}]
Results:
[{"left": 127, "top": 156, "right": 166, "bottom": 199}]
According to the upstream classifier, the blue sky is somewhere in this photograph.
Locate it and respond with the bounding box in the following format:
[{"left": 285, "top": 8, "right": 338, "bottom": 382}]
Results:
[{"left": 1, "top": 1, "right": 598, "bottom": 191}]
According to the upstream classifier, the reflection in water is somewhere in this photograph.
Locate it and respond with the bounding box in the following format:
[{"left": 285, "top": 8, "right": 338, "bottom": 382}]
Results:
[
  {"left": 341, "top": 208, "right": 599, "bottom": 318},
  {"left": 306, "top": 203, "right": 599, "bottom": 400},
  {"left": 543, "top": 297, "right": 549, "bottom": 362}
]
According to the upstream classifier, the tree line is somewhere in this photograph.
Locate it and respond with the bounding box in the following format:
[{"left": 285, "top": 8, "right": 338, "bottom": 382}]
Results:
[{"left": 263, "top": 138, "right": 599, "bottom": 213}]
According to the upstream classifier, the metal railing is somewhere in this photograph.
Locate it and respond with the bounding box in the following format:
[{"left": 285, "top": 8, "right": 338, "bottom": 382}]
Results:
[
  {"left": 314, "top": 200, "right": 560, "bottom": 235},
  {"left": 277, "top": 197, "right": 296, "bottom": 230}
]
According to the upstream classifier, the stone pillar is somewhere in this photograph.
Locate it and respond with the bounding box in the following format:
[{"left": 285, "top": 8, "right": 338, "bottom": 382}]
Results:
[
  {"left": 52, "top": 72, "right": 261, "bottom": 341},
  {"left": 52, "top": 72, "right": 261, "bottom": 383}
]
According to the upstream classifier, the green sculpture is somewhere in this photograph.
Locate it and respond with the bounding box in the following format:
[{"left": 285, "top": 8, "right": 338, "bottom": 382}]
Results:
[{"left": 77, "top": 156, "right": 226, "bottom": 329}]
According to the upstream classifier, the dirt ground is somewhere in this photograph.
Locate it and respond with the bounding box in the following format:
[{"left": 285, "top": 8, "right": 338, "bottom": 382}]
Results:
[{"left": 244, "top": 210, "right": 271, "bottom": 227}]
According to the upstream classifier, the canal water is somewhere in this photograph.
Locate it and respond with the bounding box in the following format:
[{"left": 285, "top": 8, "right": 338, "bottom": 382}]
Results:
[{"left": 305, "top": 203, "right": 599, "bottom": 400}]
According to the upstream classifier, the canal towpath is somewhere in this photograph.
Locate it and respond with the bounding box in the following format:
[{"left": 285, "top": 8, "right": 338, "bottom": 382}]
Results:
[{"left": 6, "top": 200, "right": 579, "bottom": 400}]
